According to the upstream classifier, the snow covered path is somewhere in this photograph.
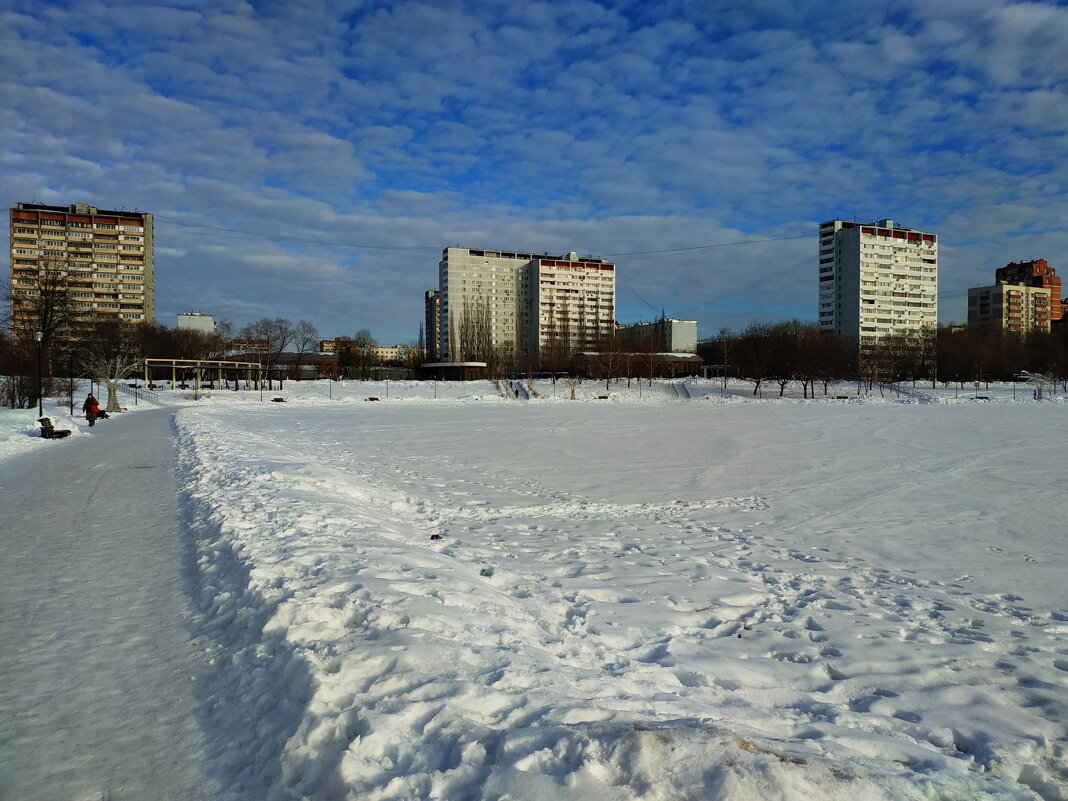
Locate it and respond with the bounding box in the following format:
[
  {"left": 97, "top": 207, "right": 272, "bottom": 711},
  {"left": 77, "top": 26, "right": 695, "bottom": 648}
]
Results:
[{"left": 0, "top": 407, "right": 217, "bottom": 801}]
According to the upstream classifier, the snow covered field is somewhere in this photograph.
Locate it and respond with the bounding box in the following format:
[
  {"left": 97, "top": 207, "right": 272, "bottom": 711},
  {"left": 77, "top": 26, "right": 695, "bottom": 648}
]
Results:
[{"left": 3, "top": 380, "right": 1067, "bottom": 799}]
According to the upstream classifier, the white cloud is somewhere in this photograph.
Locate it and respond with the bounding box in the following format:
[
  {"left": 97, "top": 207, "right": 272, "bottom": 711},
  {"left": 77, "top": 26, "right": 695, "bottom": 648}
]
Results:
[{"left": 3, "top": 0, "right": 1066, "bottom": 342}]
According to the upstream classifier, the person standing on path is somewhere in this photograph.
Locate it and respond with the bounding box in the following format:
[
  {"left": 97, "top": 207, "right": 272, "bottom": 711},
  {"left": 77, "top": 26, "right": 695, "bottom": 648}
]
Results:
[{"left": 83, "top": 393, "right": 99, "bottom": 426}]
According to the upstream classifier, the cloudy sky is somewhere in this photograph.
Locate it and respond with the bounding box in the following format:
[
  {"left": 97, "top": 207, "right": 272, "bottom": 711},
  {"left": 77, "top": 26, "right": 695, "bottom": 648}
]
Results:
[{"left": 3, "top": 0, "right": 1067, "bottom": 344}]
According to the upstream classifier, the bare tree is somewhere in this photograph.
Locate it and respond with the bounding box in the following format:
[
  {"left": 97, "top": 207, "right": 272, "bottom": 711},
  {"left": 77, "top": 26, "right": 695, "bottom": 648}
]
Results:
[
  {"left": 564, "top": 373, "right": 583, "bottom": 400},
  {"left": 0, "top": 325, "right": 37, "bottom": 409},
  {"left": 291, "top": 319, "right": 320, "bottom": 379},
  {"left": 83, "top": 319, "right": 142, "bottom": 412},
  {"left": 594, "top": 329, "right": 624, "bottom": 390},
  {"left": 351, "top": 328, "right": 377, "bottom": 378},
  {"left": 450, "top": 297, "right": 492, "bottom": 363},
  {"left": 7, "top": 259, "right": 88, "bottom": 408},
  {"left": 240, "top": 318, "right": 294, "bottom": 389},
  {"left": 734, "top": 322, "right": 773, "bottom": 396}
]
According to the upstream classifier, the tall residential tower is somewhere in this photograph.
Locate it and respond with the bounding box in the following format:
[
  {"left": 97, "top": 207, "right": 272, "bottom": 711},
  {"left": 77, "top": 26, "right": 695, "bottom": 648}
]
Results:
[
  {"left": 437, "top": 246, "right": 615, "bottom": 361},
  {"left": 10, "top": 201, "right": 154, "bottom": 332},
  {"left": 819, "top": 219, "right": 937, "bottom": 345}
]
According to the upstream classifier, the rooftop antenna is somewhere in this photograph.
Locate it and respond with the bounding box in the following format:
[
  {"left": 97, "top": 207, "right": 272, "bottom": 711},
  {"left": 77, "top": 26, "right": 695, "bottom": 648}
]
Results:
[{"left": 852, "top": 203, "right": 856, "bottom": 223}]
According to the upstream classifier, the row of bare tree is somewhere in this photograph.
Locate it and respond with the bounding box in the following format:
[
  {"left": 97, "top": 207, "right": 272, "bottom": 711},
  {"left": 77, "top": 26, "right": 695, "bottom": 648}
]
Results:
[
  {"left": 696, "top": 321, "right": 1068, "bottom": 395},
  {"left": 3, "top": 260, "right": 333, "bottom": 406}
]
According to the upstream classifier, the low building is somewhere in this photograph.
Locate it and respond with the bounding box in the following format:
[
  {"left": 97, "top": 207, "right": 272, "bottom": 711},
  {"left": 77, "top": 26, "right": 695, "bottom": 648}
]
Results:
[
  {"left": 968, "top": 283, "right": 1052, "bottom": 333},
  {"left": 371, "top": 345, "right": 406, "bottom": 363},
  {"left": 420, "top": 361, "right": 487, "bottom": 381},
  {"left": 177, "top": 312, "right": 216, "bottom": 334},
  {"left": 616, "top": 317, "right": 697, "bottom": 353}
]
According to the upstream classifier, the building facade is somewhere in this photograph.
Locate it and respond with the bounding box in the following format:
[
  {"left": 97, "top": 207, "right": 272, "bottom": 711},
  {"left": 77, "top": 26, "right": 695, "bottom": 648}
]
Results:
[
  {"left": 437, "top": 246, "right": 615, "bottom": 361},
  {"left": 10, "top": 202, "right": 154, "bottom": 331},
  {"left": 994, "top": 259, "right": 1062, "bottom": 323},
  {"left": 177, "top": 312, "right": 216, "bottom": 334},
  {"left": 615, "top": 317, "right": 698, "bottom": 353},
  {"left": 968, "top": 283, "right": 1052, "bottom": 333},
  {"left": 819, "top": 219, "right": 937, "bottom": 346},
  {"left": 424, "top": 289, "right": 441, "bottom": 361}
]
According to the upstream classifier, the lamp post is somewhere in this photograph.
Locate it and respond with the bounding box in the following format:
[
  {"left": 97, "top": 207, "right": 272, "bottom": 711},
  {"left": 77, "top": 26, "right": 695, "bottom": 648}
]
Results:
[
  {"left": 35, "top": 331, "right": 43, "bottom": 417},
  {"left": 68, "top": 347, "right": 75, "bottom": 416}
]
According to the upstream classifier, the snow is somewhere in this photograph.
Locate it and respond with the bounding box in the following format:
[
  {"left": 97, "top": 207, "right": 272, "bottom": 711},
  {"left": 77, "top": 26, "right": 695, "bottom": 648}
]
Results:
[{"left": 2, "top": 379, "right": 1067, "bottom": 800}]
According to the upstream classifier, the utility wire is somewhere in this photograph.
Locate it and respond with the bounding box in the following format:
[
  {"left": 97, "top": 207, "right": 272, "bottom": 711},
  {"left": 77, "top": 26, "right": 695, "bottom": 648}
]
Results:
[
  {"left": 154, "top": 215, "right": 812, "bottom": 259},
  {"left": 606, "top": 233, "right": 810, "bottom": 258},
  {"left": 153, "top": 216, "right": 440, "bottom": 253}
]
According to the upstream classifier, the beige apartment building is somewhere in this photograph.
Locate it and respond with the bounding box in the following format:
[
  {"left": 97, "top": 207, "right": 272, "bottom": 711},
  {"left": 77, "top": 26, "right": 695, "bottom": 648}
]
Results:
[
  {"left": 819, "top": 218, "right": 937, "bottom": 346},
  {"left": 9, "top": 201, "right": 154, "bottom": 331},
  {"left": 968, "top": 283, "right": 1052, "bottom": 334},
  {"left": 438, "top": 246, "right": 615, "bottom": 361}
]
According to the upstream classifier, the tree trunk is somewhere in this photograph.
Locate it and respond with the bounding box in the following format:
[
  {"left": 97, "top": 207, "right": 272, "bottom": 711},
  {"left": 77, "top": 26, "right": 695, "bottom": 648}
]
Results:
[{"left": 105, "top": 379, "right": 122, "bottom": 412}]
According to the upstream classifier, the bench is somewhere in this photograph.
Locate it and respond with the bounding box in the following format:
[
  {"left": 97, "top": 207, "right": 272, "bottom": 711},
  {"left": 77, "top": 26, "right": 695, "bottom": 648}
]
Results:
[
  {"left": 365, "top": 397, "right": 380, "bottom": 402},
  {"left": 271, "top": 397, "right": 286, "bottom": 403},
  {"left": 38, "top": 417, "right": 72, "bottom": 439}
]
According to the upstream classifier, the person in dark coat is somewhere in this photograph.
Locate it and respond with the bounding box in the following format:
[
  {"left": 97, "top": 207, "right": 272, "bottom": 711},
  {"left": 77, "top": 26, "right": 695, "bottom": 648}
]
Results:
[{"left": 83, "top": 393, "right": 99, "bottom": 427}]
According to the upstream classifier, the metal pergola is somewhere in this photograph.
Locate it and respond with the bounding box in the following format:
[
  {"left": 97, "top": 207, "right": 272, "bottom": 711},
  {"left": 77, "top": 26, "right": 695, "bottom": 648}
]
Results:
[{"left": 144, "top": 358, "right": 264, "bottom": 392}]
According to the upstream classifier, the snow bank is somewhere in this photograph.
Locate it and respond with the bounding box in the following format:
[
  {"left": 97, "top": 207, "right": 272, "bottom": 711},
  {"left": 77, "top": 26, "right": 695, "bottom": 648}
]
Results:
[{"left": 174, "top": 399, "right": 1067, "bottom": 800}]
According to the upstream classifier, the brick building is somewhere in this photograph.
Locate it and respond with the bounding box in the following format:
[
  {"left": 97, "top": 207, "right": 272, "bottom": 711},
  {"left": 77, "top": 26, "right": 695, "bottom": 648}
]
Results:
[{"left": 995, "top": 259, "right": 1062, "bottom": 323}]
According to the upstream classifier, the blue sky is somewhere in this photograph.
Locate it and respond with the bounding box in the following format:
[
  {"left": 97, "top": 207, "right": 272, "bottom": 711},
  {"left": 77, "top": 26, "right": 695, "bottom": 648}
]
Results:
[{"left": 3, "top": 0, "right": 1067, "bottom": 344}]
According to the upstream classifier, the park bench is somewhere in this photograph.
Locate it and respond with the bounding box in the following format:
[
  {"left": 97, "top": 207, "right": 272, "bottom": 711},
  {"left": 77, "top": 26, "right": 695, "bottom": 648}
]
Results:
[{"left": 38, "top": 417, "right": 72, "bottom": 439}]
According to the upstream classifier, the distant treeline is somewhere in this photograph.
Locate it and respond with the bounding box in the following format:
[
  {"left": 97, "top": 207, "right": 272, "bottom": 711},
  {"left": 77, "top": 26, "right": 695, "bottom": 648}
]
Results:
[{"left": 696, "top": 321, "right": 1068, "bottom": 396}]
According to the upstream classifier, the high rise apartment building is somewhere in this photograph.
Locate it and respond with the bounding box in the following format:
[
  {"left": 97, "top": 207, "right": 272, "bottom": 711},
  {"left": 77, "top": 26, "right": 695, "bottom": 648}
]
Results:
[
  {"left": 819, "top": 219, "right": 937, "bottom": 345},
  {"left": 994, "top": 259, "right": 1062, "bottom": 323},
  {"left": 10, "top": 201, "right": 154, "bottom": 330},
  {"left": 424, "top": 289, "right": 441, "bottom": 360},
  {"left": 968, "top": 283, "right": 1051, "bottom": 333},
  {"left": 437, "top": 247, "right": 615, "bottom": 360}
]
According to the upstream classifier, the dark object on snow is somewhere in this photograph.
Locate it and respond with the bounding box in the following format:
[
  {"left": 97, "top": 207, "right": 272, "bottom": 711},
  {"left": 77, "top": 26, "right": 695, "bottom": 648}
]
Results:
[
  {"left": 597, "top": 395, "right": 609, "bottom": 400},
  {"left": 366, "top": 397, "right": 380, "bottom": 401},
  {"left": 479, "top": 567, "right": 494, "bottom": 577},
  {"left": 38, "top": 417, "right": 72, "bottom": 439},
  {"left": 835, "top": 396, "right": 850, "bottom": 400},
  {"left": 271, "top": 397, "right": 286, "bottom": 402},
  {"left": 430, "top": 534, "right": 443, "bottom": 541}
]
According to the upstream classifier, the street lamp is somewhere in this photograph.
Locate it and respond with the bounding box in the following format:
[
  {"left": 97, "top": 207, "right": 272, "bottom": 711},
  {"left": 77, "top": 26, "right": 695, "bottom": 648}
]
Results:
[
  {"left": 68, "top": 346, "right": 75, "bottom": 416},
  {"left": 35, "top": 331, "right": 43, "bottom": 417}
]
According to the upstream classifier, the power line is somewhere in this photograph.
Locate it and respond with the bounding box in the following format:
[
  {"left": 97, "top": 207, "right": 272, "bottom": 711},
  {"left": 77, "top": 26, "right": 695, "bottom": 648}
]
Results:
[
  {"left": 606, "top": 233, "right": 810, "bottom": 258},
  {"left": 154, "top": 215, "right": 813, "bottom": 259},
  {"left": 153, "top": 216, "right": 440, "bottom": 253}
]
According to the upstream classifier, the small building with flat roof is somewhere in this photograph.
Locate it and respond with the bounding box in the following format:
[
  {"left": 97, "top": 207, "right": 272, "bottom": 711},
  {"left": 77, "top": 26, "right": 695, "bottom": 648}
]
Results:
[{"left": 420, "top": 361, "right": 487, "bottom": 381}]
